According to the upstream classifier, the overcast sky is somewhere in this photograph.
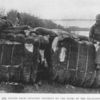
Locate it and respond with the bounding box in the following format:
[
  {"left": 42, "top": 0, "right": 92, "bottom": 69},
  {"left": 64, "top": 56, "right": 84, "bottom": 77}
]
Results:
[{"left": 0, "top": 0, "right": 100, "bottom": 19}]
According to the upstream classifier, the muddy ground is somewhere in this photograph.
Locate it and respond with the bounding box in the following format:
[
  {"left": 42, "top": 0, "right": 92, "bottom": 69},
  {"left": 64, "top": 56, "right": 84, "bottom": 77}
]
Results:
[{"left": 0, "top": 82, "right": 100, "bottom": 93}]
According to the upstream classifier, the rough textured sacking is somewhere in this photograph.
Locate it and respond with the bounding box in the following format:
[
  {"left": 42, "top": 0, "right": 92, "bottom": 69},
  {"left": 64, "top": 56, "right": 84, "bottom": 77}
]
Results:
[
  {"left": 0, "top": 41, "right": 24, "bottom": 82},
  {"left": 9, "top": 65, "right": 22, "bottom": 82},
  {"left": 0, "top": 65, "right": 22, "bottom": 83},
  {"left": 0, "top": 65, "right": 9, "bottom": 82},
  {"left": 0, "top": 41, "right": 24, "bottom": 65},
  {"left": 51, "top": 37, "right": 96, "bottom": 87}
]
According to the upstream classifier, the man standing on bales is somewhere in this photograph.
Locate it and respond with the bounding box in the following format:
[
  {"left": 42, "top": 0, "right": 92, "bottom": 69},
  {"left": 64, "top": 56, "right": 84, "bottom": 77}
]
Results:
[
  {"left": 89, "top": 14, "right": 100, "bottom": 43},
  {"left": 89, "top": 14, "right": 100, "bottom": 85}
]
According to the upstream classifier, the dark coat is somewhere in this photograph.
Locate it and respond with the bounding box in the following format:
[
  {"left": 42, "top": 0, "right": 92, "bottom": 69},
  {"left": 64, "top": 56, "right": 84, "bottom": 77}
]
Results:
[{"left": 89, "top": 23, "right": 100, "bottom": 42}]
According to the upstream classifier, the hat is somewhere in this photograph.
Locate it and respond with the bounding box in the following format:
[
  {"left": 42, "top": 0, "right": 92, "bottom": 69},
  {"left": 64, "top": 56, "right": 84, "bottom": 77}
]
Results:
[{"left": 96, "top": 14, "right": 100, "bottom": 20}]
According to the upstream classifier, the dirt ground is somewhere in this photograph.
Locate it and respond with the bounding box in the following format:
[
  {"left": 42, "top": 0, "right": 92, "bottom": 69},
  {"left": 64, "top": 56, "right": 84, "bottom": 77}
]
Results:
[{"left": 0, "top": 82, "right": 100, "bottom": 93}]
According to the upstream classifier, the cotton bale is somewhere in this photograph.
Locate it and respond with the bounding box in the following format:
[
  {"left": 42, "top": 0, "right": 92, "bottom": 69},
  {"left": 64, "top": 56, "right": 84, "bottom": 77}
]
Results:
[
  {"left": 0, "top": 41, "right": 24, "bottom": 65},
  {"left": 51, "top": 36, "right": 96, "bottom": 87},
  {"left": 33, "top": 27, "right": 56, "bottom": 36}
]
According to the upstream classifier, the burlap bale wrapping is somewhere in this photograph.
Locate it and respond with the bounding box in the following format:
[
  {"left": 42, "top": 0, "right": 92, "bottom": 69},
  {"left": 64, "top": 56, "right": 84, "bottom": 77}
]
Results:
[
  {"left": 0, "top": 18, "right": 9, "bottom": 30},
  {"left": 0, "top": 65, "right": 9, "bottom": 82},
  {"left": 5, "top": 34, "right": 15, "bottom": 41},
  {"left": 1, "top": 25, "right": 29, "bottom": 35},
  {"left": 0, "top": 41, "right": 24, "bottom": 65},
  {"left": 14, "top": 34, "right": 25, "bottom": 43},
  {"left": 11, "top": 42, "right": 24, "bottom": 65},
  {"left": 33, "top": 27, "right": 57, "bottom": 36},
  {"left": 0, "top": 65, "right": 22, "bottom": 82},
  {"left": 8, "top": 65, "right": 22, "bottom": 82},
  {"left": 51, "top": 36, "right": 96, "bottom": 87},
  {"left": 0, "top": 41, "right": 24, "bottom": 83}
]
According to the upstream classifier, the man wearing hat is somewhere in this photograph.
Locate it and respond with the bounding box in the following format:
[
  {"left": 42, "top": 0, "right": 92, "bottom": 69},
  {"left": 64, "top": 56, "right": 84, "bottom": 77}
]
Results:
[
  {"left": 90, "top": 14, "right": 100, "bottom": 85},
  {"left": 89, "top": 14, "right": 100, "bottom": 42}
]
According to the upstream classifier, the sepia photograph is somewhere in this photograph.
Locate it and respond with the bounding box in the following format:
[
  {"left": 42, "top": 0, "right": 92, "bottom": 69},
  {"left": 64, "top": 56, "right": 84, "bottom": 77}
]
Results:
[{"left": 0, "top": 0, "right": 100, "bottom": 95}]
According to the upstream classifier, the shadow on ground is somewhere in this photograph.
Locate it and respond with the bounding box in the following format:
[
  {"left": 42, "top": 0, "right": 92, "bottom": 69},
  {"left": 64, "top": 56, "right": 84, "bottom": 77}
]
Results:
[{"left": 0, "top": 82, "right": 100, "bottom": 93}]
